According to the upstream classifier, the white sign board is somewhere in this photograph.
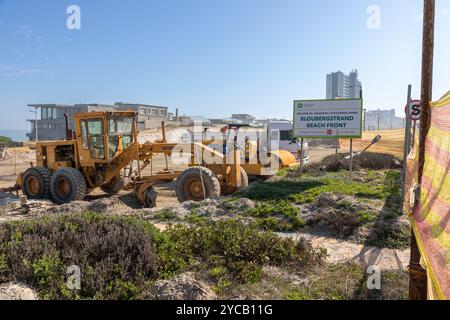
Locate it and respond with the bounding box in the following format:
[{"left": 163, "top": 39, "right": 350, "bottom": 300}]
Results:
[
  {"left": 293, "top": 99, "right": 363, "bottom": 138},
  {"left": 406, "top": 100, "right": 421, "bottom": 121}
]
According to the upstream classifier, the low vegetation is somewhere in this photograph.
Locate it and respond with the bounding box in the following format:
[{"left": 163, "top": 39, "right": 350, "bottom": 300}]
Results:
[
  {"left": 239, "top": 170, "right": 398, "bottom": 203},
  {"left": 245, "top": 200, "right": 304, "bottom": 231},
  {"left": 283, "top": 263, "right": 408, "bottom": 300},
  {"left": 0, "top": 213, "right": 159, "bottom": 299},
  {"left": 236, "top": 169, "right": 410, "bottom": 248},
  {"left": 0, "top": 213, "right": 326, "bottom": 300}
]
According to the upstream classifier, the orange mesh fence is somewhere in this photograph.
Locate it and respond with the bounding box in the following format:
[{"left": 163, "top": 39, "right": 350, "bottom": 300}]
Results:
[{"left": 404, "top": 91, "right": 450, "bottom": 300}]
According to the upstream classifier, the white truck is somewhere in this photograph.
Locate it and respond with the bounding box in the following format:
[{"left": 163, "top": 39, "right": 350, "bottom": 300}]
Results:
[{"left": 265, "top": 120, "right": 310, "bottom": 165}]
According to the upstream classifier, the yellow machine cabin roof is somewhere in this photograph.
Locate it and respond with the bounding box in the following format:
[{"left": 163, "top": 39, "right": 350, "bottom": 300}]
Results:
[{"left": 73, "top": 111, "right": 137, "bottom": 119}]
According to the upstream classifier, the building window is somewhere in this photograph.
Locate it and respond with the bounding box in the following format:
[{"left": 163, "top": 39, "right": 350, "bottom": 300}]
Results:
[{"left": 41, "top": 107, "right": 58, "bottom": 120}]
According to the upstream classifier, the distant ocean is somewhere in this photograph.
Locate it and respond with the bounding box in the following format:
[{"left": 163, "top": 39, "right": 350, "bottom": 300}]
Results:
[{"left": 0, "top": 129, "right": 29, "bottom": 142}]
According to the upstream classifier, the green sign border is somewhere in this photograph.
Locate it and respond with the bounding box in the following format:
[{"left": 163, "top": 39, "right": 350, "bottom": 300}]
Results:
[{"left": 292, "top": 98, "right": 363, "bottom": 139}]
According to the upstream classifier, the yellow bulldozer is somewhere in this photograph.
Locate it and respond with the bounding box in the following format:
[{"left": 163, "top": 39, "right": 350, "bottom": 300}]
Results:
[
  {"left": 197, "top": 124, "right": 300, "bottom": 178},
  {"left": 1, "top": 111, "right": 247, "bottom": 207}
]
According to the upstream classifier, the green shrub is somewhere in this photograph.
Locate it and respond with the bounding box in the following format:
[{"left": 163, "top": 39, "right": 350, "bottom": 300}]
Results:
[
  {"left": 246, "top": 200, "right": 304, "bottom": 231},
  {"left": 0, "top": 136, "right": 13, "bottom": 145},
  {"left": 284, "top": 262, "right": 409, "bottom": 300},
  {"left": 0, "top": 253, "right": 8, "bottom": 276},
  {"left": 0, "top": 213, "right": 159, "bottom": 300},
  {"left": 358, "top": 211, "right": 377, "bottom": 224},
  {"left": 0, "top": 214, "right": 327, "bottom": 299},
  {"left": 365, "top": 223, "right": 410, "bottom": 249},
  {"left": 159, "top": 220, "right": 326, "bottom": 283},
  {"left": 153, "top": 209, "right": 177, "bottom": 221}
]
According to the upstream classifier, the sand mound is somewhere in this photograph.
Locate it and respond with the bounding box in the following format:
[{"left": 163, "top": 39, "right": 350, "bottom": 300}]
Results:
[{"left": 308, "top": 152, "right": 402, "bottom": 172}]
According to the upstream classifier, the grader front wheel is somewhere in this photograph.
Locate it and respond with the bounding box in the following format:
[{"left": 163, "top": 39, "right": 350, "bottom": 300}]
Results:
[
  {"left": 50, "top": 168, "right": 87, "bottom": 204},
  {"left": 175, "top": 167, "right": 220, "bottom": 202}
]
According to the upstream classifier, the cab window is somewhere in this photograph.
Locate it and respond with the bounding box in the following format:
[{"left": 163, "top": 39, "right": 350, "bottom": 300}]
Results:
[
  {"left": 87, "top": 119, "right": 105, "bottom": 159},
  {"left": 108, "top": 116, "right": 134, "bottom": 160},
  {"left": 80, "top": 120, "right": 89, "bottom": 150}
]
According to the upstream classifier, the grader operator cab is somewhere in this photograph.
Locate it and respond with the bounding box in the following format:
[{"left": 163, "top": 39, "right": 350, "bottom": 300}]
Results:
[{"left": 5, "top": 111, "right": 246, "bottom": 207}]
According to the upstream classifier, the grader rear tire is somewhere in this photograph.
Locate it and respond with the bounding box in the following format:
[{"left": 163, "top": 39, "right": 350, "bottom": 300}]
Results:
[
  {"left": 21, "top": 167, "right": 51, "bottom": 199},
  {"left": 50, "top": 168, "right": 87, "bottom": 204},
  {"left": 221, "top": 167, "right": 249, "bottom": 195},
  {"left": 100, "top": 174, "right": 124, "bottom": 194},
  {"left": 175, "top": 167, "right": 220, "bottom": 202}
]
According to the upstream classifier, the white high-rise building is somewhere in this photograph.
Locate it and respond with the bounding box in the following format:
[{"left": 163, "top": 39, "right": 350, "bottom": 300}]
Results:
[{"left": 326, "top": 70, "right": 362, "bottom": 99}]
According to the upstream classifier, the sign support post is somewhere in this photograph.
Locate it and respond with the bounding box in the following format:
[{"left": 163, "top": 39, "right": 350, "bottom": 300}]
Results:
[
  {"left": 400, "top": 85, "right": 413, "bottom": 213},
  {"left": 299, "top": 138, "right": 304, "bottom": 176},
  {"left": 349, "top": 139, "right": 353, "bottom": 180}
]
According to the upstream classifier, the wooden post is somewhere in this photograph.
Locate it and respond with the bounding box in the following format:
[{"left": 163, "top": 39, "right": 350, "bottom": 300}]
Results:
[
  {"left": 410, "top": 0, "right": 435, "bottom": 301},
  {"left": 14, "top": 145, "right": 17, "bottom": 175},
  {"left": 349, "top": 139, "right": 353, "bottom": 180}
]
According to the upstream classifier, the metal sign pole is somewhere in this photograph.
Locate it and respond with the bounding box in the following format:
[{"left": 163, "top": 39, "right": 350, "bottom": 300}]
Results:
[
  {"left": 299, "top": 138, "right": 304, "bottom": 176},
  {"left": 400, "top": 85, "right": 413, "bottom": 214},
  {"left": 349, "top": 138, "right": 353, "bottom": 180}
]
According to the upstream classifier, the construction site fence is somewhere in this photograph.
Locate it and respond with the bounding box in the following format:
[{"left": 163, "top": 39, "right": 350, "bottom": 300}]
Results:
[{"left": 403, "top": 91, "right": 450, "bottom": 300}]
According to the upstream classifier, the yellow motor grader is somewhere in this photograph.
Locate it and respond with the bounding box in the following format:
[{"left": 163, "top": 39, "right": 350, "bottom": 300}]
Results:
[{"left": 1, "top": 111, "right": 246, "bottom": 207}]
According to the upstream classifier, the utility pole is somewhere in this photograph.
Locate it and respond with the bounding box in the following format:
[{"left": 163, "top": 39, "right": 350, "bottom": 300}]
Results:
[
  {"left": 377, "top": 112, "right": 380, "bottom": 131},
  {"left": 409, "top": 0, "right": 435, "bottom": 301},
  {"left": 29, "top": 105, "right": 40, "bottom": 142},
  {"left": 363, "top": 109, "right": 367, "bottom": 131}
]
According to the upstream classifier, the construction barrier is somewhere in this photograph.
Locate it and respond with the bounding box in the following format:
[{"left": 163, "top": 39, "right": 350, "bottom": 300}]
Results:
[
  {"left": 404, "top": 91, "right": 450, "bottom": 300},
  {"left": 339, "top": 129, "right": 405, "bottom": 158}
]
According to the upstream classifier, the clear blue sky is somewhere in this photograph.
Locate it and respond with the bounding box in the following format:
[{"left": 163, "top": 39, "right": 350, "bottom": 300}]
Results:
[{"left": 0, "top": 0, "right": 449, "bottom": 129}]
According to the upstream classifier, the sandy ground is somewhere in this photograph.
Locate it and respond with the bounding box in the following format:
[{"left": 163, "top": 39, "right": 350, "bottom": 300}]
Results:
[{"left": 308, "top": 145, "right": 336, "bottom": 164}]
